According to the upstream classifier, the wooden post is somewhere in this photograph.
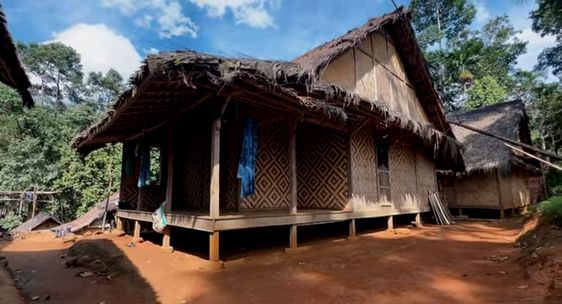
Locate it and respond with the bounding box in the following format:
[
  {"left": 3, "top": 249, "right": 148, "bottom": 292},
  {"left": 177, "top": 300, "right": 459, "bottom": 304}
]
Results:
[
  {"left": 165, "top": 127, "right": 174, "bottom": 213},
  {"left": 387, "top": 216, "right": 394, "bottom": 232},
  {"left": 209, "top": 118, "right": 221, "bottom": 219},
  {"left": 348, "top": 219, "right": 356, "bottom": 239},
  {"left": 289, "top": 225, "right": 298, "bottom": 249},
  {"left": 161, "top": 226, "right": 173, "bottom": 253},
  {"left": 495, "top": 169, "right": 505, "bottom": 219},
  {"left": 116, "top": 216, "right": 124, "bottom": 232},
  {"left": 31, "top": 189, "right": 37, "bottom": 218},
  {"left": 209, "top": 231, "right": 220, "bottom": 262},
  {"left": 133, "top": 220, "right": 141, "bottom": 241},
  {"left": 18, "top": 192, "right": 24, "bottom": 216},
  {"left": 289, "top": 119, "right": 298, "bottom": 215},
  {"left": 414, "top": 213, "right": 422, "bottom": 227}
]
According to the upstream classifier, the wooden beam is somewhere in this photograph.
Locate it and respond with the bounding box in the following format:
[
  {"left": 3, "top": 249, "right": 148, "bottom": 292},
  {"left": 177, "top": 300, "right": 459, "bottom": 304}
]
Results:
[
  {"left": 209, "top": 117, "right": 221, "bottom": 219},
  {"left": 126, "top": 93, "right": 213, "bottom": 142},
  {"left": 209, "top": 231, "right": 220, "bottom": 262},
  {"left": 165, "top": 127, "right": 174, "bottom": 213},
  {"left": 289, "top": 119, "right": 298, "bottom": 215},
  {"left": 289, "top": 225, "right": 298, "bottom": 249},
  {"left": 449, "top": 120, "right": 562, "bottom": 161}
]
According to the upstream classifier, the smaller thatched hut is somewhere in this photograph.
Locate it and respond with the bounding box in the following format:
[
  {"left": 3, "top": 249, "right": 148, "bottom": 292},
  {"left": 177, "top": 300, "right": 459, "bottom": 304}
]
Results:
[
  {"left": 10, "top": 212, "right": 61, "bottom": 235},
  {"left": 440, "top": 101, "right": 545, "bottom": 217},
  {"left": 0, "top": 4, "right": 32, "bottom": 107}
]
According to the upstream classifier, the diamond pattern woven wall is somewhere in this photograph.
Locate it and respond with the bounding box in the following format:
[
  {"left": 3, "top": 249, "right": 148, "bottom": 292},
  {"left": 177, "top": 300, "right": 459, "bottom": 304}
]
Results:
[
  {"left": 239, "top": 121, "right": 291, "bottom": 209},
  {"left": 297, "top": 123, "right": 348, "bottom": 209},
  {"left": 221, "top": 122, "right": 242, "bottom": 210},
  {"left": 350, "top": 123, "right": 378, "bottom": 209},
  {"left": 390, "top": 140, "right": 420, "bottom": 211}
]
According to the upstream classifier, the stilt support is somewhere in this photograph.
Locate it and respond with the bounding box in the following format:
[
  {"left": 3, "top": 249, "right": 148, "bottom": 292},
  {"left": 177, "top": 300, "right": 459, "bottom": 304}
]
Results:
[
  {"left": 387, "top": 216, "right": 394, "bottom": 232},
  {"left": 209, "top": 231, "right": 220, "bottom": 262},
  {"left": 499, "top": 209, "right": 505, "bottom": 219},
  {"left": 348, "top": 219, "right": 356, "bottom": 239},
  {"left": 161, "top": 226, "right": 173, "bottom": 253},
  {"left": 133, "top": 220, "right": 143, "bottom": 242},
  {"left": 289, "top": 225, "right": 298, "bottom": 249},
  {"left": 116, "top": 216, "right": 124, "bottom": 232},
  {"left": 414, "top": 213, "right": 423, "bottom": 228}
]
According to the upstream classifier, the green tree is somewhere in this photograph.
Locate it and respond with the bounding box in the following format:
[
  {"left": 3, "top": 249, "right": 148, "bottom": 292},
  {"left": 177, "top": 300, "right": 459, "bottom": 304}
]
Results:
[
  {"left": 17, "top": 42, "right": 83, "bottom": 110},
  {"left": 465, "top": 75, "right": 507, "bottom": 109},
  {"left": 530, "top": 0, "right": 562, "bottom": 79}
]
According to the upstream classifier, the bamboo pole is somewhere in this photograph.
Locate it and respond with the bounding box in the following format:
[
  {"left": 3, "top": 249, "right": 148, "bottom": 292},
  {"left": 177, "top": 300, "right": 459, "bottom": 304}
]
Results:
[
  {"left": 101, "top": 148, "right": 115, "bottom": 232},
  {"left": 504, "top": 143, "right": 562, "bottom": 171},
  {"left": 448, "top": 120, "right": 562, "bottom": 161}
]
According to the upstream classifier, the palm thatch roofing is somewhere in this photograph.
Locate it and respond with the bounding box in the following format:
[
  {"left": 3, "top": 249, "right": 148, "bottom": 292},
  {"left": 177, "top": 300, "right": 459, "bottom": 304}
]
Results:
[
  {"left": 449, "top": 101, "right": 538, "bottom": 174},
  {"left": 55, "top": 193, "right": 119, "bottom": 233},
  {"left": 10, "top": 211, "right": 61, "bottom": 235},
  {"left": 0, "top": 4, "right": 32, "bottom": 108},
  {"left": 72, "top": 7, "right": 464, "bottom": 171}
]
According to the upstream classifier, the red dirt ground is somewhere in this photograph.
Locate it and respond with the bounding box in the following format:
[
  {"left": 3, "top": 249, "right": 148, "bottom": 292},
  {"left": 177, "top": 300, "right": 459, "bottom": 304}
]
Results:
[{"left": 0, "top": 220, "right": 551, "bottom": 304}]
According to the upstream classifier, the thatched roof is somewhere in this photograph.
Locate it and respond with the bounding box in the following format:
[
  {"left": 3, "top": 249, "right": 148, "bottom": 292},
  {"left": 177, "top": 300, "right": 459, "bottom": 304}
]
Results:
[
  {"left": 55, "top": 193, "right": 119, "bottom": 233},
  {"left": 0, "top": 4, "right": 33, "bottom": 108},
  {"left": 294, "top": 7, "right": 450, "bottom": 135},
  {"left": 72, "top": 9, "right": 464, "bottom": 171},
  {"left": 10, "top": 211, "right": 61, "bottom": 235},
  {"left": 450, "top": 101, "right": 536, "bottom": 174}
]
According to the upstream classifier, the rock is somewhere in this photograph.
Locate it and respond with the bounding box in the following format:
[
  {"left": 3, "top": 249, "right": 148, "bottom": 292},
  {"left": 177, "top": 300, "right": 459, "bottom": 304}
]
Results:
[
  {"left": 78, "top": 271, "right": 95, "bottom": 278},
  {"left": 31, "top": 296, "right": 40, "bottom": 301},
  {"left": 88, "top": 259, "right": 108, "bottom": 273}
]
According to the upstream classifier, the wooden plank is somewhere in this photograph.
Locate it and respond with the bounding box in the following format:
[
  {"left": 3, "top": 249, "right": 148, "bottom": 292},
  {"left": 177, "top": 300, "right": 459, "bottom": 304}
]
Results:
[
  {"left": 289, "top": 119, "right": 298, "bottom": 215},
  {"left": 289, "top": 225, "right": 298, "bottom": 249},
  {"left": 165, "top": 127, "right": 174, "bottom": 213},
  {"left": 209, "top": 117, "right": 221, "bottom": 219},
  {"left": 209, "top": 231, "right": 220, "bottom": 262}
]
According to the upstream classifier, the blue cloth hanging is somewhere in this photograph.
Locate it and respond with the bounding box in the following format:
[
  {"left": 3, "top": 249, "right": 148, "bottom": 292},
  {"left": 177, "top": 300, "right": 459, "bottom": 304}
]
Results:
[
  {"left": 137, "top": 143, "right": 150, "bottom": 188},
  {"left": 237, "top": 118, "right": 258, "bottom": 197}
]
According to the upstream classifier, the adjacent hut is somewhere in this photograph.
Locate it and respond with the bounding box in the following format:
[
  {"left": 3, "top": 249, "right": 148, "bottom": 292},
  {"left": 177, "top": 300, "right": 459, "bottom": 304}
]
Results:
[
  {"left": 73, "top": 7, "right": 464, "bottom": 260},
  {"left": 0, "top": 4, "right": 33, "bottom": 107},
  {"left": 10, "top": 211, "right": 61, "bottom": 235},
  {"left": 55, "top": 193, "right": 119, "bottom": 234},
  {"left": 441, "top": 101, "right": 545, "bottom": 217}
]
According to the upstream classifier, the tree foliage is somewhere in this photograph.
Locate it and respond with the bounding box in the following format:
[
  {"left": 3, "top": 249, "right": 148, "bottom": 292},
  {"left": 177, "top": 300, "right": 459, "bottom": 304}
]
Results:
[
  {"left": 465, "top": 75, "right": 507, "bottom": 109},
  {"left": 531, "top": 0, "right": 562, "bottom": 79},
  {"left": 0, "top": 43, "right": 125, "bottom": 225}
]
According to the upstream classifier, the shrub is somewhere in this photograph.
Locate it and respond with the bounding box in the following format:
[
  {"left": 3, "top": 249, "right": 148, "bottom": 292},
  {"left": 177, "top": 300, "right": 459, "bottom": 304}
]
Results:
[{"left": 537, "top": 196, "right": 562, "bottom": 226}]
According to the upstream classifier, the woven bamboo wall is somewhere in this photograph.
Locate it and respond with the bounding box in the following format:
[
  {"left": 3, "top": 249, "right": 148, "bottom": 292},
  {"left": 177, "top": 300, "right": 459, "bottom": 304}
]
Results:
[
  {"left": 415, "top": 148, "right": 436, "bottom": 209},
  {"left": 320, "top": 31, "right": 430, "bottom": 124},
  {"left": 349, "top": 123, "right": 378, "bottom": 210},
  {"left": 390, "top": 140, "right": 423, "bottom": 212},
  {"left": 173, "top": 122, "right": 211, "bottom": 210},
  {"left": 455, "top": 172, "right": 500, "bottom": 208},
  {"left": 297, "top": 123, "right": 348, "bottom": 209},
  {"left": 506, "top": 169, "right": 531, "bottom": 209},
  {"left": 238, "top": 121, "right": 291, "bottom": 209}
]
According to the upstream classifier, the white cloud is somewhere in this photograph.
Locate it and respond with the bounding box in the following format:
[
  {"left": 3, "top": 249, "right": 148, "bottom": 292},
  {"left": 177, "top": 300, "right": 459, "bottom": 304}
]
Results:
[
  {"left": 473, "top": 1, "right": 490, "bottom": 23},
  {"left": 101, "top": 0, "right": 198, "bottom": 38},
  {"left": 49, "top": 24, "right": 141, "bottom": 79},
  {"left": 144, "top": 47, "right": 160, "bottom": 55},
  {"left": 191, "top": 0, "right": 278, "bottom": 28},
  {"left": 506, "top": 2, "right": 557, "bottom": 79},
  {"left": 515, "top": 29, "right": 556, "bottom": 71}
]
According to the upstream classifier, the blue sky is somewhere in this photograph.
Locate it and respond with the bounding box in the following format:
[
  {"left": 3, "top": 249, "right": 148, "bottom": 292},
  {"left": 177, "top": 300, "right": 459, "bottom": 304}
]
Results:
[{"left": 3, "top": 0, "right": 555, "bottom": 80}]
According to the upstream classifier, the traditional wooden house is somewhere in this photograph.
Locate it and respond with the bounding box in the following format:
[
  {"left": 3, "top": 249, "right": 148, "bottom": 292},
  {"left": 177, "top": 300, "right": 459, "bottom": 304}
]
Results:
[
  {"left": 73, "top": 7, "right": 464, "bottom": 260},
  {"left": 0, "top": 4, "right": 33, "bottom": 107},
  {"left": 10, "top": 212, "right": 61, "bottom": 235},
  {"left": 441, "top": 101, "right": 545, "bottom": 217}
]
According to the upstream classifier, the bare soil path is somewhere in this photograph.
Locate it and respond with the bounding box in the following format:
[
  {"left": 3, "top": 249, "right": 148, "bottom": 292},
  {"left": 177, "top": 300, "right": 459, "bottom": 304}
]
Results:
[{"left": 0, "top": 220, "right": 549, "bottom": 303}]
